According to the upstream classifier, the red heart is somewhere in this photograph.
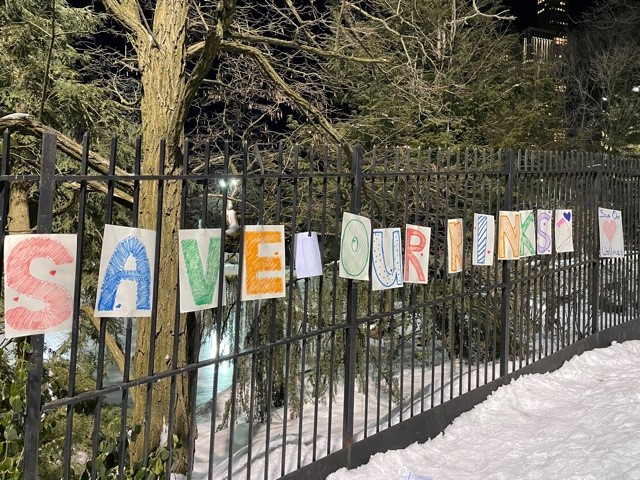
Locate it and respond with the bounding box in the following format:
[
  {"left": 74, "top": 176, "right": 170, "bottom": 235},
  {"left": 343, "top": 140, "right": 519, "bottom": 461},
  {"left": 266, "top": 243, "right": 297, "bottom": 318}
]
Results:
[
  {"left": 603, "top": 220, "right": 617, "bottom": 243},
  {"left": 50, "top": 270, "right": 57, "bottom": 276},
  {"left": 12, "top": 297, "right": 18, "bottom": 302}
]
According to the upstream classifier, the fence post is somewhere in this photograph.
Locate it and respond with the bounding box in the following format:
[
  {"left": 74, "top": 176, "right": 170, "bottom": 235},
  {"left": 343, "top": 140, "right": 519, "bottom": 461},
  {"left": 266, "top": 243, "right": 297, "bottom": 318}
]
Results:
[
  {"left": 23, "top": 133, "right": 57, "bottom": 479},
  {"left": 499, "top": 150, "right": 516, "bottom": 377},
  {"left": 343, "top": 145, "right": 363, "bottom": 453},
  {"left": 590, "top": 156, "right": 602, "bottom": 335}
]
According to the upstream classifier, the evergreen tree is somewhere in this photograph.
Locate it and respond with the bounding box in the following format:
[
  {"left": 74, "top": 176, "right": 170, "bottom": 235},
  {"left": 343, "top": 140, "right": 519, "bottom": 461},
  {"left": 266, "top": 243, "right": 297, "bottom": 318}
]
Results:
[
  {"left": 327, "top": 0, "right": 563, "bottom": 149},
  {"left": 563, "top": 0, "right": 640, "bottom": 154}
]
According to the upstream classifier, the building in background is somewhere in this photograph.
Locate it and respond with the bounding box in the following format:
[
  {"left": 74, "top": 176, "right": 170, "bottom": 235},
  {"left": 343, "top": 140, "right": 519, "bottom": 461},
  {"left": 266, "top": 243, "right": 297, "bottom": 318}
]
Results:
[
  {"left": 524, "top": 0, "right": 569, "bottom": 62},
  {"left": 537, "top": 0, "right": 569, "bottom": 37}
]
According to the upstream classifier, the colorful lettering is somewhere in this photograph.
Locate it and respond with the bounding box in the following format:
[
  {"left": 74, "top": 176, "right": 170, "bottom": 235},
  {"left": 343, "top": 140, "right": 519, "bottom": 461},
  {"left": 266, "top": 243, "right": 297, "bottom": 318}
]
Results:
[
  {"left": 519, "top": 210, "right": 536, "bottom": 257},
  {"left": 179, "top": 229, "right": 224, "bottom": 312},
  {"left": 536, "top": 210, "right": 552, "bottom": 255},
  {"left": 447, "top": 219, "right": 464, "bottom": 274},
  {"left": 404, "top": 225, "right": 430, "bottom": 284},
  {"left": 4, "top": 235, "right": 76, "bottom": 337},
  {"left": 498, "top": 212, "right": 521, "bottom": 260},
  {"left": 339, "top": 213, "right": 371, "bottom": 281},
  {"left": 372, "top": 228, "right": 403, "bottom": 290},
  {"left": 473, "top": 214, "right": 495, "bottom": 266},
  {"left": 242, "top": 226, "right": 286, "bottom": 300},
  {"left": 97, "top": 236, "right": 153, "bottom": 312}
]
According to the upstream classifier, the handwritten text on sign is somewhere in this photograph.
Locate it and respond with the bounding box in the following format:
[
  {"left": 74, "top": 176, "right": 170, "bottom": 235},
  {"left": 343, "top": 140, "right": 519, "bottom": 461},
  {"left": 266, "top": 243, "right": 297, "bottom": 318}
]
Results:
[
  {"left": 404, "top": 225, "right": 431, "bottom": 283},
  {"left": 178, "top": 229, "right": 226, "bottom": 312},
  {"left": 242, "top": 225, "right": 286, "bottom": 301},
  {"left": 472, "top": 214, "right": 495, "bottom": 266},
  {"left": 498, "top": 211, "right": 520, "bottom": 260},
  {"left": 4, "top": 234, "right": 77, "bottom": 338},
  {"left": 339, "top": 212, "right": 371, "bottom": 281},
  {"left": 519, "top": 210, "right": 536, "bottom": 258},
  {"left": 598, "top": 207, "right": 624, "bottom": 258},
  {"left": 536, "top": 210, "right": 553, "bottom": 255},
  {"left": 447, "top": 219, "right": 464, "bottom": 273},
  {"left": 95, "top": 225, "right": 156, "bottom": 318},
  {"left": 372, "top": 228, "right": 403, "bottom": 290},
  {"left": 555, "top": 209, "right": 574, "bottom": 253}
]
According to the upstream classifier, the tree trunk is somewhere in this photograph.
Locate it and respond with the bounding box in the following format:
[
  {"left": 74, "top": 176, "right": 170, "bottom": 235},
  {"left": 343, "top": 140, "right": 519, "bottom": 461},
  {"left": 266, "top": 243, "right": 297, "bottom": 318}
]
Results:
[
  {"left": 130, "top": 1, "right": 191, "bottom": 473},
  {"left": 7, "top": 183, "right": 31, "bottom": 234}
]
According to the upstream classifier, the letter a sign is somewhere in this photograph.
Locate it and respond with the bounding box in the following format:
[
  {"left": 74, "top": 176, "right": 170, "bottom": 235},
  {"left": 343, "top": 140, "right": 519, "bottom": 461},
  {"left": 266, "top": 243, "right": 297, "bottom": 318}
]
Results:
[{"left": 95, "top": 225, "right": 156, "bottom": 317}]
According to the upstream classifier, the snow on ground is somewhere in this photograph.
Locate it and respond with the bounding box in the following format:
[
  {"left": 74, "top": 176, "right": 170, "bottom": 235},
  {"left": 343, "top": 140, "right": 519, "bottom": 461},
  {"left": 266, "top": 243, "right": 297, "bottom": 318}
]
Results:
[
  {"left": 328, "top": 340, "right": 640, "bottom": 480},
  {"left": 192, "top": 344, "right": 514, "bottom": 480},
  {"left": 193, "top": 353, "right": 514, "bottom": 479}
]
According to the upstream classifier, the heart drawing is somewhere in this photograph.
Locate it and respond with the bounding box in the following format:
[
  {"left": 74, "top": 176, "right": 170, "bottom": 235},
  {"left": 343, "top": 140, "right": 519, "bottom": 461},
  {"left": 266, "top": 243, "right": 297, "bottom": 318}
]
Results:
[
  {"left": 563, "top": 211, "right": 571, "bottom": 222},
  {"left": 603, "top": 219, "right": 617, "bottom": 243}
]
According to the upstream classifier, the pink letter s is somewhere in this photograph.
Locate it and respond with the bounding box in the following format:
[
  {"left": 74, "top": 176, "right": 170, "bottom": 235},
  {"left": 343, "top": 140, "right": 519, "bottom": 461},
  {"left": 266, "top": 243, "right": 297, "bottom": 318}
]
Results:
[{"left": 6, "top": 237, "right": 74, "bottom": 332}]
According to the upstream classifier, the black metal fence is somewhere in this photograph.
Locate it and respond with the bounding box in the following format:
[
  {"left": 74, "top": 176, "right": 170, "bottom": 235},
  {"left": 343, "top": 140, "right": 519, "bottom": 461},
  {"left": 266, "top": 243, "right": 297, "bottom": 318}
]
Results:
[{"left": 1, "top": 132, "right": 639, "bottom": 479}]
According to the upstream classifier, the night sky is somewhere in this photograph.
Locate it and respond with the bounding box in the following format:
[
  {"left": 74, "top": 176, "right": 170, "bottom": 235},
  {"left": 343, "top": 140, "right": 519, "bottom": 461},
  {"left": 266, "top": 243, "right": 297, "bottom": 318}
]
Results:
[{"left": 503, "top": 0, "right": 599, "bottom": 31}]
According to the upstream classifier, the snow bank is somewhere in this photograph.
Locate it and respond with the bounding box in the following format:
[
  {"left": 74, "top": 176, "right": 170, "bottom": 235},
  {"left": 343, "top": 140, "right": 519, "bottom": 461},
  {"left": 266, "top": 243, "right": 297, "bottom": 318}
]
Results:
[{"left": 328, "top": 340, "right": 640, "bottom": 480}]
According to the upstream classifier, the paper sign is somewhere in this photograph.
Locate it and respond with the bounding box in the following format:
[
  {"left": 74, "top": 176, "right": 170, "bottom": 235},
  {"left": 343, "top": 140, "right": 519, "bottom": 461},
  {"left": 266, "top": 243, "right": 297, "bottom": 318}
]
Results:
[
  {"left": 598, "top": 208, "right": 624, "bottom": 258},
  {"left": 498, "top": 211, "right": 521, "bottom": 260},
  {"left": 555, "top": 209, "right": 574, "bottom": 253},
  {"left": 339, "top": 212, "right": 371, "bottom": 280},
  {"left": 404, "top": 225, "right": 431, "bottom": 284},
  {"left": 295, "top": 232, "right": 323, "bottom": 278},
  {"left": 519, "top": 210, "right": 536, "bottom": 257},
  {"left": 178, "top": 229, "right": 226, "bottom": 313},
  {"left": 447, "top": 219, "right": 464, "bottom": 274},
  {"left": 536, "top": 210, "right": 553, "bottom": 255},
  {"left": 4, "top": 234, "right": 77, "bottom": 338},
  {"left": 242, "top": 225, "right": 286, "bottom": 301},
  {"left": 371, "top": 228, "right": 403, "bottom": 290},
  {"left": 472, "top": 214, "right": 495, "bottom": 266},
  {"left": 95, "top": 225, "right": 156, "bottom": 317}
]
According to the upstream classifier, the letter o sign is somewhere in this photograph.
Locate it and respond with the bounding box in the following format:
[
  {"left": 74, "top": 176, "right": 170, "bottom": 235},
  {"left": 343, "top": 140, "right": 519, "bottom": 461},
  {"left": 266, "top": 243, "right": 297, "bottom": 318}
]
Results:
[{"left": 340, "top": 219, "right": 370, "bottom": 277}]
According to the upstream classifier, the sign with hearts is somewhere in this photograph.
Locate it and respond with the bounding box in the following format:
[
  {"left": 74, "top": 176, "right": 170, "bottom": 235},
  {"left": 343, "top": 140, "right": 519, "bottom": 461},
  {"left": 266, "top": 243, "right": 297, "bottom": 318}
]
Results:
[
  {"left": 555, "top": 209, "right": 574, "bottom": 253},
  {"left": 4, "top": 234, "right": 78, "bottom": 338},
  {"left": 598, "top": 207, "right": 624, "bottom": 258}
]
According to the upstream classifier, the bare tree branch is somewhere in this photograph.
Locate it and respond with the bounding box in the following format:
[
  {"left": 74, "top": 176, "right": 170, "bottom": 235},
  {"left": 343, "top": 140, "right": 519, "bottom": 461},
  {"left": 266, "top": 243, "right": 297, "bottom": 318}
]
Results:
[
  {"left": 188, "top": 31, "right": 387, "bottom": 64},
  {"left": 101, "top": 0, "right": 150, "bottom": 49},
  {"left": 0, "top": 115, "right": 134, "bottom": 205},
  {"left": 448, "top": 0, "right": 514, "bottom": 26},
  {"left": 184, "top": 0, "right": 236, "bottom": 108},
  {"left": 220, "top": 41, "right": 344, "bottom": 144}
]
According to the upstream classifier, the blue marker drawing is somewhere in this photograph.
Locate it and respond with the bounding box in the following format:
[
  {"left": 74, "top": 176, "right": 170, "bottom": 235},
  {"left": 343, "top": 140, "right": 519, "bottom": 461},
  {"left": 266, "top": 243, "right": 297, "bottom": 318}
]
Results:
[
  {"left": 372, "top": 228, "right": 403, "bottom": 290},
  {"left": 473, "top": 213, "right": 494, "bottom": 266},
  {"left": 97, "top": 235, "right": 152, "bottom": 312},
  {"left": 476, "top": 215, "right": 488, "bottom": 264}
]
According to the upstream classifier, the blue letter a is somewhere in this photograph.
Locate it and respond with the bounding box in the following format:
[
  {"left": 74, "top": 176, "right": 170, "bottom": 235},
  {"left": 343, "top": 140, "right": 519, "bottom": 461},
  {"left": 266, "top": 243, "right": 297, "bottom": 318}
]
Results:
[{"left": 97, "top": 236, "right": 152, "bottom": 311}]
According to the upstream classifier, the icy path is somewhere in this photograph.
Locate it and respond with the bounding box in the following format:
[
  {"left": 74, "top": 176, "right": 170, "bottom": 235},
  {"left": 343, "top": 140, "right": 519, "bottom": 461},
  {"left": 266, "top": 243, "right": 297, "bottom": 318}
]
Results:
[{"left": 328, "top": 340, "right": 640, "bottom": 480}]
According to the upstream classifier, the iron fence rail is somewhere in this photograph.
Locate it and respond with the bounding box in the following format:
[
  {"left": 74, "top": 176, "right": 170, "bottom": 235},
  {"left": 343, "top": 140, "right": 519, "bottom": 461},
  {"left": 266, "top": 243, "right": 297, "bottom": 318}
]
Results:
[{"left": 0, "top": 132, "right": 639, "bottom": 479}]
